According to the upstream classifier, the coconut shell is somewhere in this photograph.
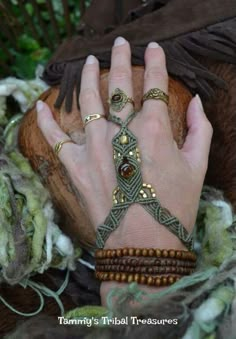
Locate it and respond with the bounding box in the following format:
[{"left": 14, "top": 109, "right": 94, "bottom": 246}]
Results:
[{"left": 18, "top": 66, "right": 192, "bottom": 249}]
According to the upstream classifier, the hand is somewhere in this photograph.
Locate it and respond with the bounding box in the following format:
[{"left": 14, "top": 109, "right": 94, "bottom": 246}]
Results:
[
  {"left": 37, "top": 37, "right": 212, "bottom": 252},
  {"left": 37, "top": 37, "right": 212, "bottom": 303}
]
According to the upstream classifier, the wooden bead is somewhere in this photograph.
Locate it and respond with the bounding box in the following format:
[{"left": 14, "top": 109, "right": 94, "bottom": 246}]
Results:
[
  {"left": 130, "top": 259, "right": 138, "bottom": 265},
  {"left": 162, "top": 250, "right": 168, "bottom": 258},
  {"left": 116, "top": 249, "right": 122, "bottom": 257},
  {"left": 176, "top": 251, "right": 182, "bottom": 259},
  {"left": 141, "top": 267, "right": 146, "bottom": 273},
  {"left": 103, "top": 273, "right": 109, "bottom": 280},
  {"left": 128, "top": 274, "right": 133, "bottom": 283},
  {"left": 162, "top": 277, "right": 168, "bottom": 286},
  {"left": 109, "top": 272, "right": 115, "bottom": 280},
  {"left": 128, "top": 248, "right": 135, "bottom": 256},
  {"left": 160, "top": 267, "right": 166, "bottom": 273},
  {"left": 126, "top": 258, "right": 132, "bottom": 265},
  {"left": 121, "top": 273, "right": 127, "bottom": 282},
  {"left": 155, "top": 249, "right": 161, "bottom": 257},
  {"left": 143, "top": 259, "right": 150, "bottom": 266},
  {"left": 122, "top": 248, "right": 128, "bottom": 256},
  {"left": 115, "top": 273, "right": 121, "bottom": 281},
  {"left": 148, "top": 248, "right": 155, "bottom": 256},
  {"left": 155, "top": 277, "right": 161, "bottom": 286},
  {"left": 139, "top": 275, "right": 146, "bottom": 284},
  {"left": 135, "top": 248, "right": 142, "bottom": 256},
  {"left": 142, "top": 249, "right": 148, "bottom": 256},
  {"left": 111, "top": 250, "right": 116, "bottom": 257},
  {"left": 169, "top": 250, "right": 176, "bottom": 258},
  {"left": 168, "top": 276, "right": 175, "bottom": 284},
  {"left": 134, "top": 274, "right": 140, "bottom": 283},
  {"left": 147, "top": 276, "right": 154, "bottom": 286}
]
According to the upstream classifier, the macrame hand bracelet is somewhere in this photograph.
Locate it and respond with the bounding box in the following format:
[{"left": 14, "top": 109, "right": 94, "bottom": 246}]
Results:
[{"left": 96, "top": 111, "right": 193, "bottom": 251}]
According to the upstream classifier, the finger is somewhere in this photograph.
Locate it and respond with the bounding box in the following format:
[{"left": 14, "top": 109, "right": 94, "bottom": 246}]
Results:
[
  {"left": 143, "top": 42, "right": 170, "bottom": 126},
  {"left": 108, "top": 37, "right": 134, "bottom": 119},
  {"left": 181, "top": 95, "right": 213, "bottom": 173},
  {"left": 36, "top": 100, "right": 82, "bottom": 171},
  {"left": 79, "top": 55, "right": 107, "bottom": 141}
]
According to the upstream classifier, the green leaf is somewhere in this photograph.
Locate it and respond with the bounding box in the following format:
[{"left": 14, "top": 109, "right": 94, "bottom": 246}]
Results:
[
  {"left": 30, "top": 48, "right": 51, "bottom": 62},
  {"left": 12, "top": 54, "right": 37, "bottom": 79},
  {"left": 25, "top": 3, "right": 33, "bottom": 16},
  {"left": 18, "top": 34, "right": 40, "bottom": 52}
]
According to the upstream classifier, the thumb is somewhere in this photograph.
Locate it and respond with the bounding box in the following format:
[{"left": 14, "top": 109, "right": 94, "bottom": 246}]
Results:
[{"left": 182, "top": 94, "right": 213, "bottom": 173}]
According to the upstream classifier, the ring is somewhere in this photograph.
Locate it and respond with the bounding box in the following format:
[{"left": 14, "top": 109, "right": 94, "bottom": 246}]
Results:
[
  {"left": 108, "top": 88, "right": 135, "bottom": 112},
  {"left": 54, "top": 139, "right": 75, "bottom": 156},
  {"left": 142, "top": 88, "right": 169, "bottom": 105},
  {"left": 83, "top": 113, "right": 105, "bottom": 127}
]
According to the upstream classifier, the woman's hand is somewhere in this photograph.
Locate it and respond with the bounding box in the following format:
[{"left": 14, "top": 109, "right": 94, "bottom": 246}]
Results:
[{"left": 37, "top": 37, "right": 212, "bottom": 252}]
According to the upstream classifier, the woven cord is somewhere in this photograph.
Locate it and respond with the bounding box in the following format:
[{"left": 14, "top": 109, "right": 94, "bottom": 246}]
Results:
[{"left": 96, "top": 111, "right": 193, "bottom": 250}]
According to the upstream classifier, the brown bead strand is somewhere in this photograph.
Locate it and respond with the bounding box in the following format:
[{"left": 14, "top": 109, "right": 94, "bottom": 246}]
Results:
[
  {"left": 95, "top": 248, "right": 197, "bottom": 261},
  {"left": 95, "top": 257, "right": 196, "bottom": 268},
  {"left": 95, "top": 264, "right": 195, "bottom": 275},
  {"left": 95, "top": 271, "right": 181, "bottom": 286}
]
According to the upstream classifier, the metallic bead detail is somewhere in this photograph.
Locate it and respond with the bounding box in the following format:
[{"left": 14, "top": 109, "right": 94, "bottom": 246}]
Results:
[{"left": 120, "top": 135, "right": 129, "bottom": 144}]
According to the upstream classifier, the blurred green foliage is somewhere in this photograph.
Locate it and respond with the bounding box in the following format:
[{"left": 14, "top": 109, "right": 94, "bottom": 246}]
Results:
[{"left": 0, "top": 0, "right": 91, "bottom": 79}]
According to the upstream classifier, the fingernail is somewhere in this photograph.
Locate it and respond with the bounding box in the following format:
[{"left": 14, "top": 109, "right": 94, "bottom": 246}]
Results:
[
  {"left": 195, "top": 94, "right": 204, "bottom": 111},
  {"left": 86, "top": 55, "right": 96, "bottom": 64},
  {"left": 36, "top": 100, "right": 44, "bottom": 112},
  {"left": 148, "top": 42, "right": 159, "bottom": 48},
  {"left": 114, "top": 36, "right": 126, "bottom": 46}
]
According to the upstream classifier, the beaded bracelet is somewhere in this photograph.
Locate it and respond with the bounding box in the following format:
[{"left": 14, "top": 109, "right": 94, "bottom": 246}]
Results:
[
  {"left": 95, "top": 264, "right": 195, "bottom": 275},
  {"left": 96, "top": 271, "right": 181, "bottom": 287},
  {"left": 95, "top": 257, "right": 196, "bottom": 268},
  {"left": 95, "top": 248, "right": 197, "bottom": 261}
]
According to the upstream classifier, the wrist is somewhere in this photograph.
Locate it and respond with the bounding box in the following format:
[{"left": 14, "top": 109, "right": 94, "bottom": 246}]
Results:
[{"left": 103, "top": 204, "right": 190, "bottom": 251}]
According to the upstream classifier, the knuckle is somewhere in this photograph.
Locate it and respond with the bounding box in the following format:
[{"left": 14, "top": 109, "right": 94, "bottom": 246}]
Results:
[
  {"left": 49, "top": 129, "right": 64, "bottom": 146},
  {"left": 109, "top": 65, "right": 132, "bottom": 82},
  {"left": 144, "top": 66, "right": 167, "bottom": 82},
  {"left": 144, "top": 115, "right": 167, "bottom": 137},
  {"left": 79, "top": 88, "right": 99, "bottom": 106}
]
